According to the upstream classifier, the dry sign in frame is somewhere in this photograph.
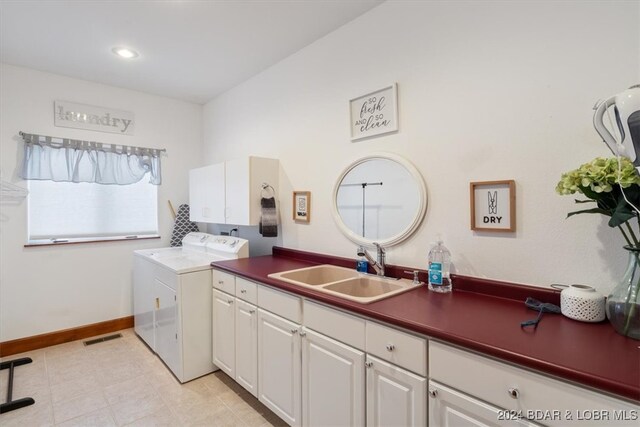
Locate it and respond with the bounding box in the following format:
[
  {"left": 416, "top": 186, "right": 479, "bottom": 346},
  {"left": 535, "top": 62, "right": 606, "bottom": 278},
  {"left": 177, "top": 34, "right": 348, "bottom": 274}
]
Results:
[
  {"left": 293, "top": 191, "right": 311, "bottom": 223},
  {"left": 349, "top": 83, "right": 398, "bottom": 141},
  {"left": 470, "top": 180, "right": 515, "bottom": 232}
]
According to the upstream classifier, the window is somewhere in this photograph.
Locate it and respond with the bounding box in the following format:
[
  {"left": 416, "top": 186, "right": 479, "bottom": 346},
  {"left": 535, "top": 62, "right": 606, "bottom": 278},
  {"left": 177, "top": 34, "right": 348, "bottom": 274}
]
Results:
[
  {"left": 19, "top": 132, "right": 163, "bottom": 245},
  {"left": 27, "top": 179, "right": 158, "bottom": 244}
]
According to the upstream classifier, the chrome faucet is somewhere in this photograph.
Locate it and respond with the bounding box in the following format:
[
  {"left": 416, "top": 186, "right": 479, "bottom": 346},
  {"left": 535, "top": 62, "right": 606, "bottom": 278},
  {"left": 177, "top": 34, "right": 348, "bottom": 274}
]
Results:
[{"left": 357, "top": 243, "right": 386, "bottom": 276}]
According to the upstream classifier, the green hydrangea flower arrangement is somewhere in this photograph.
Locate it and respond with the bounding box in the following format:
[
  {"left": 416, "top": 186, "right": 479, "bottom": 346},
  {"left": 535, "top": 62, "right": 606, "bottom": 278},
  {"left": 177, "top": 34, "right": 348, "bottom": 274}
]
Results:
[{"left": 556, "top": 156, "right": 640, "bottom": 247}]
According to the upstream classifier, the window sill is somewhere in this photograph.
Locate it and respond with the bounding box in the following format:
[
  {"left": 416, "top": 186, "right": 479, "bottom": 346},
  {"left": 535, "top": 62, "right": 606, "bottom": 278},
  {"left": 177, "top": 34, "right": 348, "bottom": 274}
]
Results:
[{"left": 24, "top": 235, "right": 161, "bottom": 247}]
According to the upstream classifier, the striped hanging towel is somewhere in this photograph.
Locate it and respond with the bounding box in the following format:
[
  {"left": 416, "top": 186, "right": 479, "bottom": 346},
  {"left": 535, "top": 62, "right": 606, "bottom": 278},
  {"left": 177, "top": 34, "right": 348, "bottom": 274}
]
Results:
[{"left": 259, "top": 197, "right": 278, "bottom": 237}]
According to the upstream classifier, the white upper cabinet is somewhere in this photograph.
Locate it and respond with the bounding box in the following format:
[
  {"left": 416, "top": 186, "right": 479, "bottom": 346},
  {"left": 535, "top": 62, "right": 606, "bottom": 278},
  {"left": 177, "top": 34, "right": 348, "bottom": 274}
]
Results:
[
  {"left": 225, "top": 157, "right": 250, "bottom": 225},
  {"left": 189, "top": 156, "right": 279, "bottom": 225},
  {"left": 189, "top": 162, "right": 225, "bottom": 223}
]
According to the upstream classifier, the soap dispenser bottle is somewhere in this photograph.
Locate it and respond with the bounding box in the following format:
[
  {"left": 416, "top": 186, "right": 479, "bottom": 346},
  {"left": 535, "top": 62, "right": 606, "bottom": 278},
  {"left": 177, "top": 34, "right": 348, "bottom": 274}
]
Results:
[
  {"left": 356, "top": 255, "right": 368, "bottom": 273},
  {"left": 428, "top": 237, "right": 452, "bottom": 293}
]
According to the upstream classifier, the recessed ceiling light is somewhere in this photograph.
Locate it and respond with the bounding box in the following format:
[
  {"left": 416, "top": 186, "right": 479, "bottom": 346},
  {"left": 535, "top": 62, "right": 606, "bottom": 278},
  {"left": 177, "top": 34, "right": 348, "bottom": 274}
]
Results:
[{"left": 112, "top": 47, "right": 139, "bottom": 59}]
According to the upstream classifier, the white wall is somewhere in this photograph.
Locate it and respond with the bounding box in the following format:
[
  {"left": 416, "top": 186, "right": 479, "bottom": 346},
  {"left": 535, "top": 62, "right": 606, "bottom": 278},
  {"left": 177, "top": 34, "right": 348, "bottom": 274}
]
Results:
[
  {"left": 203, "top": 1, "right": 640, "bottom": 293},
  {"left": 0, "top": 64, "right": 202, "bottom": 341}
]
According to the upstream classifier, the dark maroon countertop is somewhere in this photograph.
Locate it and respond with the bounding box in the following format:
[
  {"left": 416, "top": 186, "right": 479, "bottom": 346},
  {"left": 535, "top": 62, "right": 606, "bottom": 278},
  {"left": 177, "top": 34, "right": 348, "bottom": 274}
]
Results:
[{"left": 212, "top": 247, "right": 640, "bottom": 402}]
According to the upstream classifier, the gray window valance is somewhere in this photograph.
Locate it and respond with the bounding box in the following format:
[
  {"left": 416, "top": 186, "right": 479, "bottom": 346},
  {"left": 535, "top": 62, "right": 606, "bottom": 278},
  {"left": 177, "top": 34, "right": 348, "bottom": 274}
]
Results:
[{"left": 20, "top": 132, "right": 164, "bottom": 185}]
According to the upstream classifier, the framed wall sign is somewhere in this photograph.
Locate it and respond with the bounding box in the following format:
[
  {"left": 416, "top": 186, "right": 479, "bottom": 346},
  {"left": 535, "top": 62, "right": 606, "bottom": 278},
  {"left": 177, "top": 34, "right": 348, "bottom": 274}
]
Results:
[
  {"left": 350, "top": 83, "right": 398, "bottom": 141},
  {"left": 293, "top": 191, "right": 311, "bottom": 223},
  {"left": 54, "top": 100, "right": 135, "bottom": 135},
  {"left": 470, "top": 180, "right": 516, "bottom": 232}
]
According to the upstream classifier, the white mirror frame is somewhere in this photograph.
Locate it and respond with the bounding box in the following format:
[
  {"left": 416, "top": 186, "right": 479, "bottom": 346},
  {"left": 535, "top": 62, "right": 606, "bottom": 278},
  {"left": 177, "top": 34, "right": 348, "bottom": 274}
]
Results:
[{"left": 331, "top": 152, "right": 427, "bottom": 248}]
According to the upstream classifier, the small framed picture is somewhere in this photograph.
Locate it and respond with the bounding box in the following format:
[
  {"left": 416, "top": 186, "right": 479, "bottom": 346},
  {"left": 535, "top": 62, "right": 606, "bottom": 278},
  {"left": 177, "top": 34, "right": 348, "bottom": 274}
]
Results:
[
  {"left": 349, "top": 83, "right": 398, "bottom": 141},
  {"left": 293, "top": 191, "right": 311, "bottom": 223},
  {"left": 470, "top": 180, "right": 516, "bottom": 232}
]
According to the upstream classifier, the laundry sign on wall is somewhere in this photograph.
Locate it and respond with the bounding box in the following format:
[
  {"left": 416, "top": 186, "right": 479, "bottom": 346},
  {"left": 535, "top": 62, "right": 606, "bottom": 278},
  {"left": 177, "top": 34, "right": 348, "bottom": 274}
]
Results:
[
  {"left": 470, "top": 180, "right": 516, "bottom": 232},
  {"left": 54, "top": 100, "right": 135, "bottom": 135}
]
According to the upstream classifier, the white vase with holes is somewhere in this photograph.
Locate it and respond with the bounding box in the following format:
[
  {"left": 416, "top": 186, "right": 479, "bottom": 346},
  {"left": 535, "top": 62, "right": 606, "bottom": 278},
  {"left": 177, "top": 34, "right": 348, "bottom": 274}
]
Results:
[{"left": 560, "top": 285, "right": 606, "bottom": 322}]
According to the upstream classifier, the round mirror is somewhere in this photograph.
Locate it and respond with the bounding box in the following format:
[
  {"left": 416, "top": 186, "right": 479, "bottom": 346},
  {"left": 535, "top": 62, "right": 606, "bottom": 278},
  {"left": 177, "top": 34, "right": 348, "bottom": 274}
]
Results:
[{"left": 332, "top": 152, "right": 427, "bottom": 247}]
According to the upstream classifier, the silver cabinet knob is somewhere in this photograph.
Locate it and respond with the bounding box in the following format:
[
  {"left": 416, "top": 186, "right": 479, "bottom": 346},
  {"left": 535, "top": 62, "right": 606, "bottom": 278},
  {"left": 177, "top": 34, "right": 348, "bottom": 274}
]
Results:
[
  {"left": 428, "top": 389, "right": 438, "bottom": 398},
  {"left": 249, "top": 309, "right": 255, "bottom": 314},
  {"left": 299, "top": 330, "right": 307, "bottom": 337},
  {"left": 291, "top": 328, "right": 298, "bottom": 334},
  {"left": 240, "top": 289, "right": 247, "bottom": 294},
  {"left": 227, "top": 299, "right": 234, "bottom": 304},
  {"left": 508, "top": 388, "right": 520, "bottom": 399},
  {"left": 386, "top": 344, "right": 395, "bottom": 351},
  {"left": 365, "top": 361, "right": 373, "bottom": 368},
  {"left": 218, "top": 280, "right": 224, "bottom": 284}
]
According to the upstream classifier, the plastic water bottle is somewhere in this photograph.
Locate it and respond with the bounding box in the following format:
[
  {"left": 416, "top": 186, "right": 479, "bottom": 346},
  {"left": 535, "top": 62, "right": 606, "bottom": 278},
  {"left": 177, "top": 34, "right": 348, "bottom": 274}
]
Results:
[{"left": 428, "top": 238, "right": 452, "bottom": 293}]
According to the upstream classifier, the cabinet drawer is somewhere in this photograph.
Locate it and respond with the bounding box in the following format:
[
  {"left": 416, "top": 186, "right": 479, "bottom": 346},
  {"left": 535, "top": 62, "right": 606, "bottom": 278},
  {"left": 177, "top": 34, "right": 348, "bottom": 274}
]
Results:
[
  {"left": 429, "top": 380, "right": 542, "bottom": 427},
  {"left": 304, "top": 300, "right": 365, "bottom": 350},
  {"left": 258, "top": 285, "right": 301, "bottom": 323},
  {"left": 235, "top": 277, "right": 258, "bottom": 305},
  {"left": 212, "top": 269, "right": 235, "bottom": 294},
  {"left": 366, "top": 321, "right": 427, "bottom": 376},
  {"left": 429, "top": 341, "right": 639, "bottom": 426}
]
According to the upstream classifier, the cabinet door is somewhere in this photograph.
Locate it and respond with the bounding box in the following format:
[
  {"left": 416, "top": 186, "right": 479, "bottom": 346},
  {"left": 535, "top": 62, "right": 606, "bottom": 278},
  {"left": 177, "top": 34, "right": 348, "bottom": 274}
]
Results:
[
  {"left": 224, "top": 157, "right": 250, "bottom": 225},
  {"left": 133, "top": 257, "right": 156, "bottom": 350},
  {"left": 235, "top": 299, "right": 258, "bottom": 397},
  {"left": 366, "top": 355, "right": 426, "bottom": 427},
  {"left": 302, "top": 328, "right": 365, "bottom": 427},
  {"left": 258, "top": 309, "right": 301, "bottom": 427},
  {"left": 155, "top": 279, "right": 181, "bottom": 379},
  {"left": 429, "top": 381, "right": 541, "bottom": 427},
  {"left": 429, "top": 341, "right": 638, "bottom": 427},
  {"left": 212, "top": 289, "right": 236, "bottom": 377},
  {"left": 189, "top": 163, "right": 225, "bottom": 223}
]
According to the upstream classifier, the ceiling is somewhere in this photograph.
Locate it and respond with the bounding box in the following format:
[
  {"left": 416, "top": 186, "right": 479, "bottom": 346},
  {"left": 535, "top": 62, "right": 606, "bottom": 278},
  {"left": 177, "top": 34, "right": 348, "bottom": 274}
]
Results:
[{"left": 0, "top": 0, "right": 383, "bottom": 104}]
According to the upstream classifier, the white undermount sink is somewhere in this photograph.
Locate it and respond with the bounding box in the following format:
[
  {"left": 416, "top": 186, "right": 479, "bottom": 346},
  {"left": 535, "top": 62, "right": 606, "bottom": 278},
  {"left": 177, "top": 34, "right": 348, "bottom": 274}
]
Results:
[{"left": 268, "top": 264, "right": 419, "bottom": 304}]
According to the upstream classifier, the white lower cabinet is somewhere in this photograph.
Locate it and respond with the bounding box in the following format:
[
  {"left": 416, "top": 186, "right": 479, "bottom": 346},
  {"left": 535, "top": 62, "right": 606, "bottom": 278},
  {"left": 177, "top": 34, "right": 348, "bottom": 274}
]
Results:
[
  {"left": 235, "top": 298, "right": 258, "bottom": 396},
  {"left": 212, "top": 287, "right": 259, "bottom": 397},
  {"left": 302, "top": 328, "right": 365, "bottom": 427},
  {"left": 366, "top": 355, "right": 427, "bottom": 427},
  {"left": 213, "top": 273, "right": 638, "bottom": 427},
  {"left": 212, "top": 288, "right": 235, "bottom": 377},
  {"left": 429, "top": 380, "right": 540, "bottom": 427},
  {"left": 429, "top": 341, "right": 639, "bottom": 427},
  {"left": 258, "top": 308, "right": 302, "bottom": 427}
]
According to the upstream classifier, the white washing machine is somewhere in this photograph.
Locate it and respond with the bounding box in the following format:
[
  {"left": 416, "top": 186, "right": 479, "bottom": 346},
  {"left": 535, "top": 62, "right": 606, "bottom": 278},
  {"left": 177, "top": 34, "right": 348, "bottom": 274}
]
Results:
[{"left": 133, "top": 232, "right": 249, "bottom": 382}]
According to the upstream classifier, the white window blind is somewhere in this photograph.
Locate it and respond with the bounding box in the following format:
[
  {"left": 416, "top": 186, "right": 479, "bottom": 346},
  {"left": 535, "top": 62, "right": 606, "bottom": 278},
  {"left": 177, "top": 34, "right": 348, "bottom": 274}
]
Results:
[{"left": 28, "top": 180, "right": 158, "bottom": 243}]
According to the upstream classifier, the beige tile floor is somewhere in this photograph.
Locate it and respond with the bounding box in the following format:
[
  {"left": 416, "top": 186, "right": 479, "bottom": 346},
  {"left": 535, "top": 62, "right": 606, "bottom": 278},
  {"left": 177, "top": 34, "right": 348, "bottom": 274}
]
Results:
[{"left": 0, "top": 329, "right": 285, "bottom": 426}]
